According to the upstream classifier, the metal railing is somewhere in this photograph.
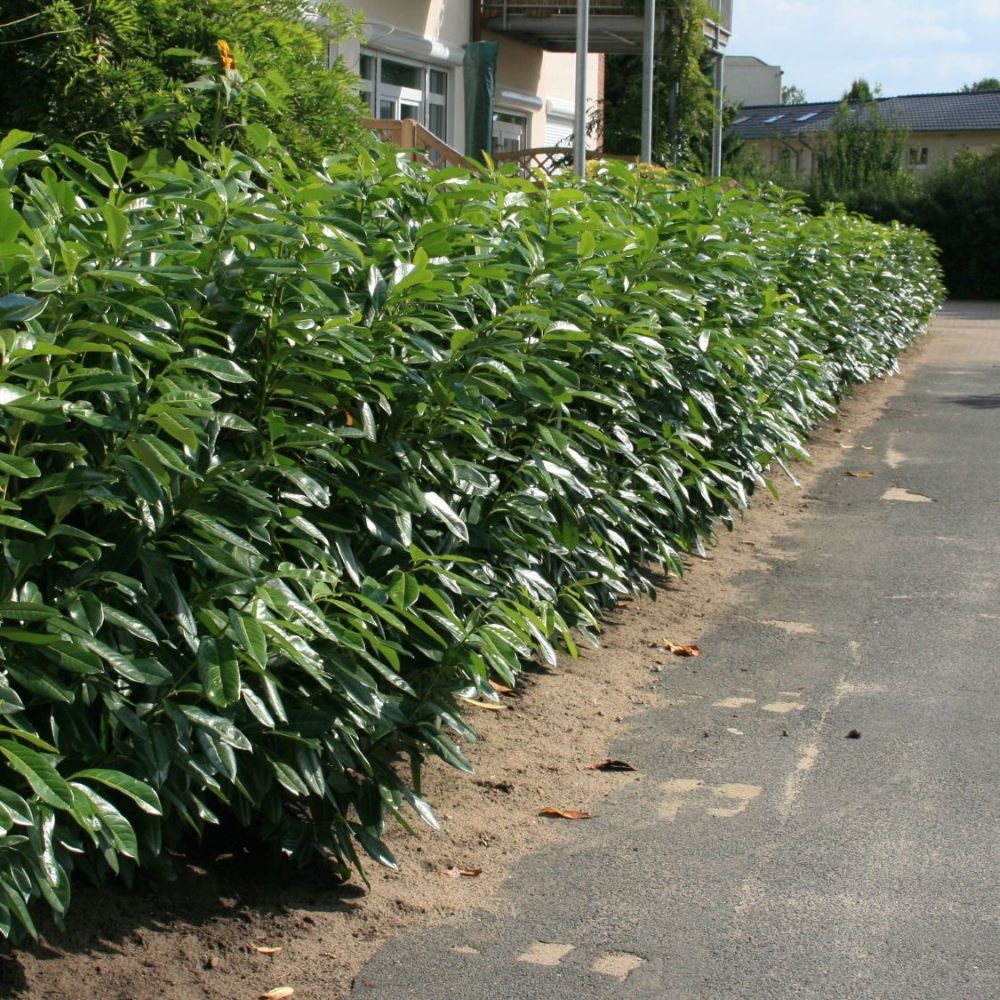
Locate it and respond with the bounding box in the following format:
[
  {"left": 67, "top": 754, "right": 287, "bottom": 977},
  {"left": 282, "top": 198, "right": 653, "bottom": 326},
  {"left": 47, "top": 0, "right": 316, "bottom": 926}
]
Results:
[
  {"left": 481, "top": 0, "right": 732, "bottom": 32},
  {"left": 705, "top": 0, "right": 733, "bottom": 34},
  {"left": 482, "top": 0, "right": 642, "bottom": 20}
]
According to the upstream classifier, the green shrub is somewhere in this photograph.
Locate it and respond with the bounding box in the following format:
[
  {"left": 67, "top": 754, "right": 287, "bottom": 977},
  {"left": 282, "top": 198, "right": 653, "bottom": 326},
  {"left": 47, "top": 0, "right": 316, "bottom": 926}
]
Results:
[
  {"left": 0, "top": 132, "right": 943, "bottom": 940},
  {"left": 0, "top": 0, "right": 368, "bottom": 162},
  {"left": 910, "top": 148, "right": 1000, "bottom": 299}
]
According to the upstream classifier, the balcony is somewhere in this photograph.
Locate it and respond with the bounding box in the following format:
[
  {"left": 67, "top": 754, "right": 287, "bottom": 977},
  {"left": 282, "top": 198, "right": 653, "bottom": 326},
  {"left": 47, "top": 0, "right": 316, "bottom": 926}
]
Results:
[{"left": 480, "top": 0, "right": 732, "bottom": 54}]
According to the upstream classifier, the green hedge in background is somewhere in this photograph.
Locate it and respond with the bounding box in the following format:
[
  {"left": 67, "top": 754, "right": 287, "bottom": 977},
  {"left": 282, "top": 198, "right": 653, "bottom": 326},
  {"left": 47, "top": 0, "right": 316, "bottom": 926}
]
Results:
[{"left": 0, "top": 130, "right": 943, "bottom": 939}]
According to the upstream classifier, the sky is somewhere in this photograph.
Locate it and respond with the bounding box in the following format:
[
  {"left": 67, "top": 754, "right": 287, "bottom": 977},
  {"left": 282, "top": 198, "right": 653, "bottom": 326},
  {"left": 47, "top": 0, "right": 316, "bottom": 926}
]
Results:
[{"left": 729, "top": 0, "right": 1000, "bottom": 103}]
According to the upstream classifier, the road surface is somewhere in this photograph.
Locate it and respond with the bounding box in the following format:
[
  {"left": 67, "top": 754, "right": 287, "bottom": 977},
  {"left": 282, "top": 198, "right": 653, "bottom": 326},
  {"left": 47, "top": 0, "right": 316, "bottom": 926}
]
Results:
[{"left": 348, "top": 302, "right": 1000, "bottom": 1000}]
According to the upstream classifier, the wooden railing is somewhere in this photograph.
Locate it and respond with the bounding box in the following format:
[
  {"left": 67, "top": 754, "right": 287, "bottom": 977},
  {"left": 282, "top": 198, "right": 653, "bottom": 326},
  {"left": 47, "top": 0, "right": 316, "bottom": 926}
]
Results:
[{"left": 363, "top": 119, "right": 467, "bottom": 168}]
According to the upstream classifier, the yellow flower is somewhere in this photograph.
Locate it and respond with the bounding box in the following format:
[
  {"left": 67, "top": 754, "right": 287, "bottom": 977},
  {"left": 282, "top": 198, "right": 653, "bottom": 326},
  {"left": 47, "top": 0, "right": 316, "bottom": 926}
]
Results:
[{"left": 217, "top": 39, "right": 236, "bottom": 72}]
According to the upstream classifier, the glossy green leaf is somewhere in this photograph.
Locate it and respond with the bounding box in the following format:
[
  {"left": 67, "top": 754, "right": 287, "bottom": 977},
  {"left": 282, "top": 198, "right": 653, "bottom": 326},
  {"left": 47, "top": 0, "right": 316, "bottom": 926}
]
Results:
[
  {"left": 0, "top": 740, "right": 74, "bottom": 810},
  {"left": 72, "top": 769, "right": 161, "bottom": 815}
]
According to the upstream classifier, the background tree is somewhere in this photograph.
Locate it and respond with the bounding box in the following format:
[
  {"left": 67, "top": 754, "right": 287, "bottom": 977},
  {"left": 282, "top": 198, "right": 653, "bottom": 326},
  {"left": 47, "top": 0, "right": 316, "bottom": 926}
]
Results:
[
  {"left": 810, "top": 93, "right": 914, "bottom": 211},
  {"left": 961, "top": 77, "right": 1000, "bottom": 93},
  {"left": 842, "top": 78, "right": 877, "bottom": 102},
  {"left": 781, "top": 84, "right": 807, "bottom": 105},
  {"left": 598, "top": 0, "right": 716, "bottom": 169},
  {"left": 0, "top": 0, "right": 367, "bottom": 162}
]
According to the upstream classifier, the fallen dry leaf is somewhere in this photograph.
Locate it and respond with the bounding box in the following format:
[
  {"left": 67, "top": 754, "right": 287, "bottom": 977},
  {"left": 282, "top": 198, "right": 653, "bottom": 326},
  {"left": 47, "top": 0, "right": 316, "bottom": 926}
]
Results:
[
  {"left": 440, "top": 865, "right": 483, "bottom": 878},
  {"left": 539, "top": 807, "right": 592, "bottom": 820},
  {"left": 659, "top": 641, "right": 701, "bottom": 657},
  {"left": 250, "top": 944, "right": 283, "bottom": 955},
  {"left": 845, "top": 470, "right": 875, "bottom": 478},
  {"left": 488, "top": 680, "right": 515, "bottom": 695},
  {"left": 259, "top": 989, "right": 294, "bottom": 1000},
  {"left": 458, "top": 697, "right": 506, "bottom": 711},
  {"left": 587, "top": 759, "right": 637, "bottom": 772}
]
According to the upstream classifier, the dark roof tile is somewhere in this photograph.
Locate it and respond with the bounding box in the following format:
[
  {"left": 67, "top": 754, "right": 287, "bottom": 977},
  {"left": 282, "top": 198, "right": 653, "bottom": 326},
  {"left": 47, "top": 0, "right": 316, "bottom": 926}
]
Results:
[{"left": 730, "top": 90, "right": 1000, "bottom": 139}]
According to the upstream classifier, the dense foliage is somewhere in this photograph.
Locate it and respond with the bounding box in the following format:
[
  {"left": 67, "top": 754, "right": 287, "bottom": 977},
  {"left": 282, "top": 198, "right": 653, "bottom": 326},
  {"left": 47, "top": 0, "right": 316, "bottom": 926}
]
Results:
[
  {"left": 0, "top": 130, "right": 943, "bottom": 940},
  {"left": 824, "top": 147, "right": 1000, "bottom": 300},
  {"left": 914, "top": 148, "right": 1000, "bottom": 299},
  {"left": 775, "top": 136, "right": 1000, "bottom": 300},
  {"left": 0, "top": 0, "right": 367, "bottom": 161}
]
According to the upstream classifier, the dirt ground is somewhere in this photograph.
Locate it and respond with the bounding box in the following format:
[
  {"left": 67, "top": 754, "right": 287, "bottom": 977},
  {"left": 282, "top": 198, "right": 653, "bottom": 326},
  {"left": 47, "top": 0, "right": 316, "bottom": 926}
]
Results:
[{"left": 0, "top": 339, "right": 929, "bottom": 1000}]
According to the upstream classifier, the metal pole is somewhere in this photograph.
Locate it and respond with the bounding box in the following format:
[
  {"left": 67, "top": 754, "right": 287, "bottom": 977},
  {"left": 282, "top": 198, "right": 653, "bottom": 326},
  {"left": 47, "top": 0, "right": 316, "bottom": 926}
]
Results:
[
  {"left": 712, "top": 50, "right": 725, "bottom": 177},
  {"left": 641, "top": 0, "right": 656, "bottom": 163},
  {"left": 711, "top": 48, "right": 724, "bottom": 177},
  {"left": 574, "top": 0, "right": 590, "bottom": 178}
]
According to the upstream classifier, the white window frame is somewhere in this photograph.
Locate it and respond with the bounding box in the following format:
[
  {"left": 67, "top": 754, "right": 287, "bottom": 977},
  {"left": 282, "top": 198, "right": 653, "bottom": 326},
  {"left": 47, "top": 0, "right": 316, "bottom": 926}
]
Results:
[
  {"left": 493, "top": 111, "right": 528, "bottom": 153},
  {"left": 359, "top": 49, "right": 450, "bottom": 143}
]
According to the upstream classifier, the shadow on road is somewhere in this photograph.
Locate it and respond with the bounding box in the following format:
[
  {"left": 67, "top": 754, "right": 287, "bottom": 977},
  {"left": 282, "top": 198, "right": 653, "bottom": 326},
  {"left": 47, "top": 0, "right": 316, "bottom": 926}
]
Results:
[{"left": 948, "top": 393, "right": 1000, "bottom": 409}]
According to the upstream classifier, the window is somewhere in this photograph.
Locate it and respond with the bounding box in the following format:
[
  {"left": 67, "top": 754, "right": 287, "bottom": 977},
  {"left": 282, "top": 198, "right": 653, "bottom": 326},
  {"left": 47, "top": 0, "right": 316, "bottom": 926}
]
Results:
[
  {"left": 358, "top": 51, "right": 450, "bottom": 142},
  {"left": 493, "top": 112, "right": 528, "bottom": 153},
  {"left": 795, "top": 111, "right": 819, "bottom": 122},
  {"left": 764, "top": 113, "right": 786, "bottom": 123},
  {"left": 908, "top": 146, "right": 929, "bottom": 167}
]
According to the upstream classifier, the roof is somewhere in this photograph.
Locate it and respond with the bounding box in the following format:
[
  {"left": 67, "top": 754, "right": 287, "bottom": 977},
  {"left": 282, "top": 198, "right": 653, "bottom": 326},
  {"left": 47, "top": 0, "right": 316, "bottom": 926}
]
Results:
[{"left": 730, "top": 90, "right": 1000, "bottom": 140}]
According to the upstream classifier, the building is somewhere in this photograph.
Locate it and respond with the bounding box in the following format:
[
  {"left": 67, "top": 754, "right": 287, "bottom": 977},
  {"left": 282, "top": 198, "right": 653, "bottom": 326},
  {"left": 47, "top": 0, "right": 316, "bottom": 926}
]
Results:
[
  {"left": 729, "top": 90, "right": 1000, "bottom": 177},
  {"left": 335, "top": 1, "right": 734, "bottom": 164},
  {"left": 723, "top": 55, "right": 781, "bottom": 107},
  {"left": 335, "top": 0, "right": 601, "bottom": 156}
]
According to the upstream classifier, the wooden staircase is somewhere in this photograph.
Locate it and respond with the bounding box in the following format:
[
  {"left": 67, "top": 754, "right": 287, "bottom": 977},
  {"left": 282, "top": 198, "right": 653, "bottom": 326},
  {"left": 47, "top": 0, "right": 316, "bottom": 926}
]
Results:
[{"left": 363, "top": 119, "right": 467, "bottom": 168}]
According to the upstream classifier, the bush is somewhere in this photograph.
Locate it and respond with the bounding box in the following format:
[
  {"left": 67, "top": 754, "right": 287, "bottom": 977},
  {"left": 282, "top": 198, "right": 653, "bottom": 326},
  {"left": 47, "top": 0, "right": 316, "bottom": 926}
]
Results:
[
  {"left": 0, "top": 132, "right": 943, "bottom": 940},
  {"left": 911, "top": 149, "right": 1000, "bottom": 299},
  {"left": 0, "top": 0, "right": 368, "bottom": 162}
]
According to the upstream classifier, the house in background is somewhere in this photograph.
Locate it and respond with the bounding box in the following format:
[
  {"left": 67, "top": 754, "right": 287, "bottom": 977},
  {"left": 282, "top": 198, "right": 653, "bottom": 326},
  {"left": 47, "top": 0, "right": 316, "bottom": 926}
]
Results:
[
  {"left": 729, "top": 90, "right": 1000, "bottom": 177},
  {"left": 334, "top": 1, "right": 734, "bottom": 166},
  {"left": 723, "top": 55, "right": 781, "bottom": 107},
  {"left": 334, "top": 0, "right": 601, "bottom": 156}
]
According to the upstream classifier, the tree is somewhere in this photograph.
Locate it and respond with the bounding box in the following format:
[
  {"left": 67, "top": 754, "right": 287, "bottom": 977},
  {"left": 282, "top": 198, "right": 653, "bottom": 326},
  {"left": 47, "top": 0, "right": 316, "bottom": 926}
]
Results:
[
  {"left": 598, "top": 0, "right": 717, "bottom": 170},
  {"left": 782, "top": 84, "right": 807, "bottom": 105},
  {"left": 842, "top": 78, "right": 877, "bottom": 102},
  {"left": 811, "top": 95, "right": 914, "bottom": 209},
  {"left": 961, "top": 78, "right": 1000, "bottom": 93},
  {"left": 0, "top": 0, "right": 368, "bottom": 162}
]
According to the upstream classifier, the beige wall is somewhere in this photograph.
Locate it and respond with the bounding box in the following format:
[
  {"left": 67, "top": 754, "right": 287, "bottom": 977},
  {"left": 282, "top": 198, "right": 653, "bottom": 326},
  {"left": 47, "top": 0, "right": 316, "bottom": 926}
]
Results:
[
  {"left": 724, "top": 56, "right": 782, "bottom": 107},
  {"left": 904, "top": 131, "right": 1000, "bottom": 172},
  {"left": 344, "top": 0, "right": 470, "bottom": 48}
]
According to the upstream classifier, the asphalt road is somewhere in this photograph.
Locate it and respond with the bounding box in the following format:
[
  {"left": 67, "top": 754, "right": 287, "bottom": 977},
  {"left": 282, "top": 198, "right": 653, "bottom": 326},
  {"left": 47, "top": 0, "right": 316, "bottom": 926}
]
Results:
[{"left": 348, "top": 302, "right": 1000, "bottom": 1000}]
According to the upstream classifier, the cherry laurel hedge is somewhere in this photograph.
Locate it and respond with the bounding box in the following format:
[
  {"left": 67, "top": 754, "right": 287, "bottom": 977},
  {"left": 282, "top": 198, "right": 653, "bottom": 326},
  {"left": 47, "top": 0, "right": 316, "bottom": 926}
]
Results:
[{"left": 0, "top": 130, "right": 942, "bottom": 938}]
